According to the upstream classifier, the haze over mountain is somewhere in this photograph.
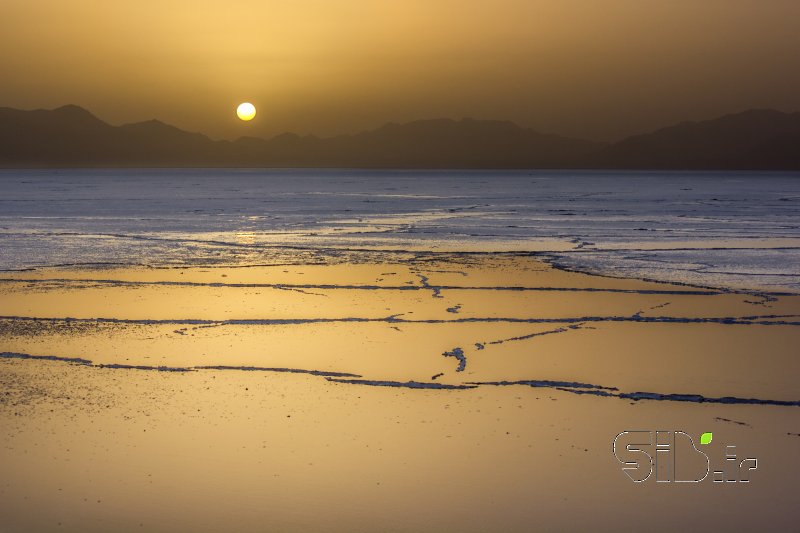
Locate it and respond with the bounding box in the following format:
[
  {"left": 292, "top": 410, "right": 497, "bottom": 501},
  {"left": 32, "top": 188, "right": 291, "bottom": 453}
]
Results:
[
  {"left": 5, "top": 1, "right": 800, "bottom": 142},
  {"left": 0, "top": 105, "right": 798, "bottom": 169}
]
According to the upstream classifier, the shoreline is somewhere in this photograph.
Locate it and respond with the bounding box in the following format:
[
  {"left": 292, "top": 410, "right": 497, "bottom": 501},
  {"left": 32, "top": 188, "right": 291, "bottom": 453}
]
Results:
[{"left": 3, "top": 245, "right": 797, "bottom": 297}]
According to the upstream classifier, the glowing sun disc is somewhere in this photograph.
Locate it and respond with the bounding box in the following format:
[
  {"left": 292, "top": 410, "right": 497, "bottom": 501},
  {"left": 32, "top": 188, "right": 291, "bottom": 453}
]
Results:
[{"left": 237, "top": 102, "right": 256, "bottom": 121}]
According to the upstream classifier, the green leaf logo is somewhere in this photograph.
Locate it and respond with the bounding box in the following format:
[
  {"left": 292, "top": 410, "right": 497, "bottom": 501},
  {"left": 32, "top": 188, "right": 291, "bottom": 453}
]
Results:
[{"left": 700, "top": 432, "right": 713, "bottom": 445}]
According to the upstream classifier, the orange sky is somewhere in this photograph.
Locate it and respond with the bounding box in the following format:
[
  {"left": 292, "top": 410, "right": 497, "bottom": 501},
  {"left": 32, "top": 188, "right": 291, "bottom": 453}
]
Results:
[{"left": 2, "top": 0, "right": 799, "bottom": 140}]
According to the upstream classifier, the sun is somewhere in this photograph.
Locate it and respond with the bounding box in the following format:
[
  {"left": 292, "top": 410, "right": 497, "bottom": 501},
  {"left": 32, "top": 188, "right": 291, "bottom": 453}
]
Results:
[{"left": 236, "top": 102, "right": 256, "bottom": 121}]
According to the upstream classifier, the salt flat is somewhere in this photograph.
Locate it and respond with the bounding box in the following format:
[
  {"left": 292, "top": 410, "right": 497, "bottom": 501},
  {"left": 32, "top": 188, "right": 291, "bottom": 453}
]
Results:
[
  {"left": 1, "top": 253, "right": 799, "bottom": 531},
  {"left": 1, "top": 170, "right": 799, "bottom": 531}
]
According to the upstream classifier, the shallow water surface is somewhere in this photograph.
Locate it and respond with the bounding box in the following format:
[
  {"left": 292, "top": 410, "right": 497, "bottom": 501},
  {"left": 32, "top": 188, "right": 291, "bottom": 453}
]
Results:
[{"left": 2, "top": 169, "right": 798, "bottom": 291}]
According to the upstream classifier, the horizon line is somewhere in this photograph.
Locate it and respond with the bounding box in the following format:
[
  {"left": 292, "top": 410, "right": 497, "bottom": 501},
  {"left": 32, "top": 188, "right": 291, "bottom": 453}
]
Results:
[{"left": 3, "top": 103, "right": 799, "bottom": 145}]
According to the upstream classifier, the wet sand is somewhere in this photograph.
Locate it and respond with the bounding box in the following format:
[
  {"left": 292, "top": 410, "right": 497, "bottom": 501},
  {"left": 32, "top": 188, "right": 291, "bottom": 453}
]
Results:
[{"left": 1, "top": 253, "right": 799, "bottom": 531}]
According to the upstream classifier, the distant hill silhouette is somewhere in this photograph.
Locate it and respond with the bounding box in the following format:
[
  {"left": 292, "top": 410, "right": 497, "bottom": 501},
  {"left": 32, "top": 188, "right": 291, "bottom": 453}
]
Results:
[
  {"left": 595, "top": 109, "right": 800, "bottom": 170},
  {"left": 0, "top": 105, "right": 798, "bottom": 169}
]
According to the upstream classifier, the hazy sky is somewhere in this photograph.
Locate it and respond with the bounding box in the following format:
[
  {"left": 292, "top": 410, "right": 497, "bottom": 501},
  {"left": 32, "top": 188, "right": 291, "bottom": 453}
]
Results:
[{"left": 2, "top": 0, "right": 799, "bottom": 141}]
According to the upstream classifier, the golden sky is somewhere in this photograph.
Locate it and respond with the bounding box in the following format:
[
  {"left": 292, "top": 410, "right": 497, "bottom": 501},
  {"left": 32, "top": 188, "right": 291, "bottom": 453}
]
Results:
[{"left": 2, "top": 0, "right": 799, "bottom": 140}]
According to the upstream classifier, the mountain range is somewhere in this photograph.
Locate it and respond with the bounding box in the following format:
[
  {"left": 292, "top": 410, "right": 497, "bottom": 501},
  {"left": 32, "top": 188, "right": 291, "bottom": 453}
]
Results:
[{"left": 1, "top": 105, "right": 798, "bottom": 169}]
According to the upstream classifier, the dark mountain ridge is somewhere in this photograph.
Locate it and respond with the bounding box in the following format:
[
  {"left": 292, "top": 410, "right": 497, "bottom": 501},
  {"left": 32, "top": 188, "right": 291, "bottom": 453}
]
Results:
[
  {"left": 0, "top": 105, "right": 798, "bottom": 169},
  {"left": 595, "top": 109, "right": 800, "bottom": 170}
]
